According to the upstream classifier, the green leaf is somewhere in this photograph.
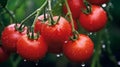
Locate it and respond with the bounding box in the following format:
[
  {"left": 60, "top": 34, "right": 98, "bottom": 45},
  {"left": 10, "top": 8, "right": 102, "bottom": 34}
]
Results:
[{"left": 0, "top": 0, "right": 8, "bottom": 8}]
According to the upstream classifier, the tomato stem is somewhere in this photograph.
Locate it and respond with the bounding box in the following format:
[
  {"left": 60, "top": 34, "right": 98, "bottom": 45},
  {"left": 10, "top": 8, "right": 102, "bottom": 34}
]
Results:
[
  {"left": 65, "top": 0, "right": 78, "bottom": 40},
  {"left": 25, "top": 0, "right": 47, "bottom": 40},
  {"left": 20, "top": 0, "right": 47, "bottom": 25},
  {"left": 43, "top": 7, "right": 47, "bottom": 21},
  {"left": 91, "top": 31, "right": 103, "bottom": 67},
  {"left": 104, "top": 29, "right": 118, "bottom": 67},
  {"left": 31, "top": 10, "right": 40, "bottom": 28},
  {"left": 82, "top": 0, "right": 92, "bottom": 14},
  {"left": 48, "top": 0, "right": 55, "bottom": 25}
]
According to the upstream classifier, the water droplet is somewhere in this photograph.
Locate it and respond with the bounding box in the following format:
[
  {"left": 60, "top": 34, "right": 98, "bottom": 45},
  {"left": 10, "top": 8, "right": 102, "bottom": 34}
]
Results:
[
  {"left": 87, "top": 32, "right": 93, "bottom": 36},
  {"left": 102, "top": 44, "right": 106, "bottom": 49},
  {"left": 59, "top": 3, "right": 62, "bottom": 6},
  {"left": 56, "top": 54, "right": 61, "bottom": 58},
  {"left": 24, "top": 59, "right": 27, "bottom": 62},
  {"left": 35, "top": 61, "right": 39, "bottom": 66},
  {"left": 81, "top": 63, "right": 85, "bottom": 67},
  {"left": 64, "top": 41, "right": 68, "bottom": 43},
  {"left": 102, "top": 4, "right": 107, "bottom": 7},
  {"left": 118, "top": 61, "right": 120, "bottom": 66},
  {"left": 35, "top": 63, "right": 38, "bottom": 66},
  {"left": 56, "top": 53, "right": 63, "bottom": 58}
]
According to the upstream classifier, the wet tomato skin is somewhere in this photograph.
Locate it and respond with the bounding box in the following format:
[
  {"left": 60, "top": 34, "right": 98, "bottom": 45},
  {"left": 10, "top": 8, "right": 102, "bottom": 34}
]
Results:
[
  {"left": 41, "top": 16, "right": 72, "bottom": 54},
  {"left": 34, "top": 14, "right": 48, "bottom": 33},
  {"left": 1, "top": 24, "right": 27, "bottom": 52},
  {"left": 79, "top": 5, "right": 107, "bottom": 32},
  {"left": 17, "top": 35, "right": 48, "bottom": 61},
  {"left": 63, "top": 34, "right": 94, "bottom": 63}
]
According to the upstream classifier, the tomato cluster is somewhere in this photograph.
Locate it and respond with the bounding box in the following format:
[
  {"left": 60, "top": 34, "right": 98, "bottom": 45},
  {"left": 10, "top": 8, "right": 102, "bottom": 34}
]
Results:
[
  {"left": 0, "top": 0, "right": 109, "bottom": 64},
  {"left": 62, "top": 0, "right": 108, "bottom": 62},
  {"left": 63, "top": 0, "right": 108, "bottom": 32}
]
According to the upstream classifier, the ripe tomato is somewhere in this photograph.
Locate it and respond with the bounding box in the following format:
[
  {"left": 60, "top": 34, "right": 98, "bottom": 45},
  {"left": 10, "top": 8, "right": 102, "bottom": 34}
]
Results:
[
  {"left": 17, "top": 34, "right": 48, "bottom": 61},
  {"left": 63, "top": 34, "right": 94, "bottom": 63},
  {"left": 1, "top": 24, "right": 27, "bottom": 52},
  {"left": 63, "top": 0, "right": 85, "bottom": 19},
  {"left": 34, "top": 14, "right": 48, "bottom": 33},
  {"left": 79, "top": 5, "right": 107, "bottom": 32},
  {"left": 0, "top": 47, "right": 10, "bottom": 63},
  {"left": 87, "top": 0, "right": 109, "bottom": 5},
  {"left": 41, "top": 16, "right": 72, "bottom": 54}
]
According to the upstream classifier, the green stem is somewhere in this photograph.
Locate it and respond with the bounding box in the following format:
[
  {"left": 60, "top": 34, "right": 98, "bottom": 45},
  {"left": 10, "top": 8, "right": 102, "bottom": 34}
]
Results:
[
  {"left": 64, "top": 0, "right": 75, "bottom": 32},
  {"left": 91, "top": 31, "right": 103, "bottom": 67},
  {"left": 10, "top": 54, "right": 21, "bottom": 67},
  {"left": 65, "top": 0, "right": 78, "bottom": 40},
  {"left": 28, "top": 0, "right": 47, "bottom": 40},
  {"left": 20, "top": 0, "right": 47, "bottom": 25},
  {"left": 31, "top": 10, "right": 40, "bottom": 28},
  {"left": 4, "top": 7, "right": 15, "bottom": 23},
  {"left": 48, "top": 0, "right": 55, "bottom": 25},
  {"left": 104, "top": 29, "right": 118, "bottom": 67},
  {"left": 14, "top": 57, "right": 22, "bottom": 67}
]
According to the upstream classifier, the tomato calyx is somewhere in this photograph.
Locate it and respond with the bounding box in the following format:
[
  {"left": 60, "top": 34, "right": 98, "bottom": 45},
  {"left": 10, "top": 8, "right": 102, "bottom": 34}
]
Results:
[
  {"left": 82, "top": 0, "right": 92, "bottom": 14},
  {"left": 27, "top": 27, "right": 39, "bottom": 40},
  {"left": 70, "top": 30, "right": 79, "bottom": 41},
  {"left": 14, "top": 23, "right": 26, "bottom": 33}
]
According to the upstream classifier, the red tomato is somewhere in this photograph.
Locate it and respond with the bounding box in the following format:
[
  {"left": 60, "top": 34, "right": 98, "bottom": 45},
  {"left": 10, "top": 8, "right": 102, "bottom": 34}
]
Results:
[
  {"left": 41, "top": 16, "right": 72, "bottom": 54},
  {"left": 63, "top": 34, "right": 94, "bottom": 63},
  {"left": 34, "top": 14, "right": 48, "bottom": 33},
  {"left": 1, "top": 24, "right": 27, "bottom": 52},
  {"left": 0, "top": 47, "right": 10, "bottom": 63},
  {"left": 17, "top": 34, "right": 48, "bottom": 61},
  {"left": 79, "top": 5, "right": 107, "bottom": 32},
  {"left": 63, "top": 0, "right": 85, "bottom": 19},
  {"left": 87, "top": 0, "right": 109, "bottom": 5}
]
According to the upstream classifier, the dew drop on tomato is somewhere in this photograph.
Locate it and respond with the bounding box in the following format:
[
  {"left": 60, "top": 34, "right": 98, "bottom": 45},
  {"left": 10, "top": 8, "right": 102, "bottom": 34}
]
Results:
[
  {"left": 35, "top": 61, "right": 39, "bottom": 66},
  {"left": 102, "top": 44, "right": 106, "bottom": 49},
  {"left": 118, "top": 61, "right": 120, "bottom": 66},
  {"left": 87, "top": 32, "right": 93, "bottom": 36},
  {"left": 102, "top": 3, "right": 107, "bottom": 7},
  {"left": 24, "top": 59, "right": 27, "bottom": 62},
  {"left": 56, "top": 53, "right": 63, "bottom": 58},
  {"left": 81, "top": 63, "right": 85, "bottom": 67}
]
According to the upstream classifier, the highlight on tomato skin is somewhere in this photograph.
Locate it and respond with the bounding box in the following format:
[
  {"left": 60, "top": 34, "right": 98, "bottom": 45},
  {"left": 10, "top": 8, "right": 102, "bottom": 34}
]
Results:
[
  {"left": 17, "top": 34, "right": 48, "bottom": 61},
  {"left": 0, "top": 47, "right": 10, "bottom": 63},
  {"left": 79, "top": 5, "right": 107, "bottom": 32},
  {"left": 63, "top": 34, "right": 94, "bottom": 63},
  {"left": 1, "top": 24, "right": 27, "bottom": 53}
]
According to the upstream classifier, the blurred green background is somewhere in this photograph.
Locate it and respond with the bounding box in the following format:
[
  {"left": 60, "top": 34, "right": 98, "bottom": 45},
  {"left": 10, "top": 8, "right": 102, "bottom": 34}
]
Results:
[{"left": 0, "top": 0, "right": 120, "bottom": 67}]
